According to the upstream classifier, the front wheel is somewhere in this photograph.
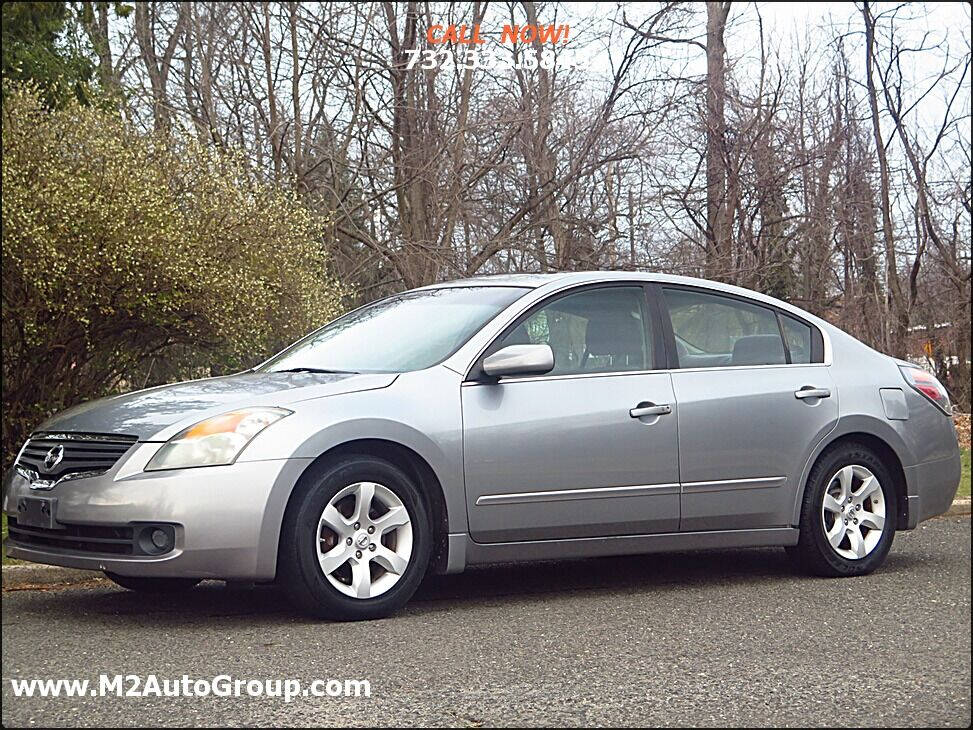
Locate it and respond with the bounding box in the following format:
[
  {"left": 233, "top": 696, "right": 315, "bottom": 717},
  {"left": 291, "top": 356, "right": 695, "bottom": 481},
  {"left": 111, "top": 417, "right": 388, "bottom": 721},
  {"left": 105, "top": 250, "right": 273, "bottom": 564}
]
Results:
[
  {"left": 277, "top": 456, "right": 432, "bottom": 621},
  {"left": 788, "top": 442, "right": 896, "bottom": 577}
]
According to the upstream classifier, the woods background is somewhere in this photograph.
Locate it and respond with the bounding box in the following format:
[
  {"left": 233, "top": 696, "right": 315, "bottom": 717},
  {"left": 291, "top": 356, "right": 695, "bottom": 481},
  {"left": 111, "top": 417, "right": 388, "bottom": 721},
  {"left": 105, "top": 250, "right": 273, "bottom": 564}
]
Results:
[{"left": 2, "top": 1, "right": 971, "bottom": 463}]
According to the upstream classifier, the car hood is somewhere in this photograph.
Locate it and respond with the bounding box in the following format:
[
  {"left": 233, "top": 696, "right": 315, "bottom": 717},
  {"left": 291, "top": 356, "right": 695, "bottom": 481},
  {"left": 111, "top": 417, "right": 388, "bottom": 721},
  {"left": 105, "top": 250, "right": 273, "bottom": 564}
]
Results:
[{"left": 35, "top": 371, "right": 398, "bottom": 441}]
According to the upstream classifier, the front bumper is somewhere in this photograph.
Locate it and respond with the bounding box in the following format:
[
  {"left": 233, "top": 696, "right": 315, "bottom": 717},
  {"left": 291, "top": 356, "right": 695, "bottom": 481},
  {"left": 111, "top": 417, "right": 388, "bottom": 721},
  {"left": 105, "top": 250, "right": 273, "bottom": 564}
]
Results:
[{"left": 2, "top": 450, "right": 310, "bottom": 581}]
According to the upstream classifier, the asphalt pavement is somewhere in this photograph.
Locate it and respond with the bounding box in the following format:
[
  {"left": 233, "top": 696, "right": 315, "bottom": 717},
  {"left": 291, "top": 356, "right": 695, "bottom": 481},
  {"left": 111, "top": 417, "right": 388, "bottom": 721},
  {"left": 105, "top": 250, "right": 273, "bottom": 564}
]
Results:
[{"left": 2, "top": 516, "right": 970, "bottom": 727}]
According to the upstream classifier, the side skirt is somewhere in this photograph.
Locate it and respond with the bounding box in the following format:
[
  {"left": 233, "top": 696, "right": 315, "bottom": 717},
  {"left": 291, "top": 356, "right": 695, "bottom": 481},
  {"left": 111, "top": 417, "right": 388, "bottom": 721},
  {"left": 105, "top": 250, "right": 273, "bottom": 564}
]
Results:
[{"left": 443, "top": 527, "right": 799, "bottom": 573}]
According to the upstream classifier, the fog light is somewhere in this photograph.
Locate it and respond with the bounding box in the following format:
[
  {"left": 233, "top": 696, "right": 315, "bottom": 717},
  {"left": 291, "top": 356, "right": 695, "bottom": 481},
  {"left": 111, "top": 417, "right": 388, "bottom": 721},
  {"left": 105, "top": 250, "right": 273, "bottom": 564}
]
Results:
[{"left": 136, "top": 524, "right": 175, "bottom": 555}]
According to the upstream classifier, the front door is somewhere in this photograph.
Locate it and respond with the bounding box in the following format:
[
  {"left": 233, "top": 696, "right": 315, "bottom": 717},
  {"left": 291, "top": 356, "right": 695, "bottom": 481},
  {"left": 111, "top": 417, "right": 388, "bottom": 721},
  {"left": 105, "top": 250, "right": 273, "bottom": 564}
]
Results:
[{"left": 463, "top": 285, "right": 681, "bottom": 543}]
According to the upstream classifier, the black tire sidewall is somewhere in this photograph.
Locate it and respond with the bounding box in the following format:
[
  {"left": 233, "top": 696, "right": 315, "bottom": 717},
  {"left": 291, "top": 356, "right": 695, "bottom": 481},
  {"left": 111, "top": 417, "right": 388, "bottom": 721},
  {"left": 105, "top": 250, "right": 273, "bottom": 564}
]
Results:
[
  {"left": 802, "top": 443, "right": 897, "bottom": 576},
  {"left": 281, "top": 456, "right": 432, "bottom": 620}
]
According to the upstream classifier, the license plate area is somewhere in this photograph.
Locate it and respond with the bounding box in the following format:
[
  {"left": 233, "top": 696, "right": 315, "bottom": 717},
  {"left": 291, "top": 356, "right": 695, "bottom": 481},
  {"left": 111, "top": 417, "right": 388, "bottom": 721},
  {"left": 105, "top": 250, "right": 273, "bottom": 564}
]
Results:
[{"left": 15, "top": 496, "right": 60, "bottom": 530}]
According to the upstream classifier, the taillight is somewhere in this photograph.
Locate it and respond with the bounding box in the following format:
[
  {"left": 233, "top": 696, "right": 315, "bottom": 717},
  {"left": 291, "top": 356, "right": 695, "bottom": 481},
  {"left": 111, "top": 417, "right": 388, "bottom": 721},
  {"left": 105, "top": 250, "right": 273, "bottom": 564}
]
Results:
[{"left": 898, "top": 364, "right": 952, "bottom": 414}]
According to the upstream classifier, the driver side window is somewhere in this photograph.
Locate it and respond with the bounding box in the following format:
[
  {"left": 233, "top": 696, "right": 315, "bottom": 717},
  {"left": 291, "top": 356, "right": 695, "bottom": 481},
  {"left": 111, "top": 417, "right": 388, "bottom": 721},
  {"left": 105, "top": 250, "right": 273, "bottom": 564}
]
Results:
[{"left": 499, "top": 287, "right": 651, "bottom": 376}]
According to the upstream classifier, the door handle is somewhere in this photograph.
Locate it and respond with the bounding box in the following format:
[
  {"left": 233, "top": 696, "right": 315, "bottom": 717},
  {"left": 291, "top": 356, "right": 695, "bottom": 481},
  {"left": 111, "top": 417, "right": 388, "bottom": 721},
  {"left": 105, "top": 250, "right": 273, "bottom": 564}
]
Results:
[
  {"left": 794, "top": 387, "right": 831, "bottom": 400},
  {"left": 630, "top": 403, "right": 672, "bottom": 418}
]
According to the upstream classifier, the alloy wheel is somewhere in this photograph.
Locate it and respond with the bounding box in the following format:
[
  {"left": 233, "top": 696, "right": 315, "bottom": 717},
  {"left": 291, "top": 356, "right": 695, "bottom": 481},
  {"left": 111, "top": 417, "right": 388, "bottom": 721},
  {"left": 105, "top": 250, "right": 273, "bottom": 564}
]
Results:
[
  {"left": 315, "top": 481, "right": 413, "bottom": 599},
  {"left": 820, "top": 464, "right": 887, "bottom": 560}
]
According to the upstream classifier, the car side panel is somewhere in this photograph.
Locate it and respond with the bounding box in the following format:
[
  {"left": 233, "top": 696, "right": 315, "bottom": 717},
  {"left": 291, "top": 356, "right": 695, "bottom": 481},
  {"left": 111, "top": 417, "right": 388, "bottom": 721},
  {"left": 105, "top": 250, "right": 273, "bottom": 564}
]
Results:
[
  {"left": 787, "top": 328, "right": 959, "bottom": 528},
  {"left": 462, "top": 372, "right": 681, "bottom": 542},
  {"left": 240, "top": 366, "right": 467, "bottom": 552},
  {"left": 672, "top": 365, "right": 839, "bottom": 530}
]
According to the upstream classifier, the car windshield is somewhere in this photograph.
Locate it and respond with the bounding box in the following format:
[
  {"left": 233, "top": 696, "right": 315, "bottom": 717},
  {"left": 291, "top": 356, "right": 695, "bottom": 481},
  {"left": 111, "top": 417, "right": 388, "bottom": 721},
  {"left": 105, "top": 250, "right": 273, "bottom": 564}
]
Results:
[{"left": 259, "top": 286, "right": 529, "bottom": 374}]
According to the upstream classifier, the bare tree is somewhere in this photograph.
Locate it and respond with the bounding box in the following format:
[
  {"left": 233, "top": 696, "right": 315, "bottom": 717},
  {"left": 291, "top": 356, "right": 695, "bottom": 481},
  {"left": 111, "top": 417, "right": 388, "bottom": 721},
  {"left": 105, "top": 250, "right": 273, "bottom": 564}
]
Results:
[
  {"left": 704, "top": 1, "right": 732, "bottom": 280},
  {"left": 88, "top": 1, "right": 971, "bottom": 406},
  {"left": 133, "top": 1, "right": 187, "bottom": 131}
]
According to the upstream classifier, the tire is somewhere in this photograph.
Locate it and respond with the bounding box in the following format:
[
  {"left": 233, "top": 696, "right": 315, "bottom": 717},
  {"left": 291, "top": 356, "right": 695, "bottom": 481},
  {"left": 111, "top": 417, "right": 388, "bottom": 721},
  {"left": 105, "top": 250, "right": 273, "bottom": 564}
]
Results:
[
  {"left": 277, "top": 455, "right": 432, "bottom": 621},
  {"left": 788, "top": 441, "right": 897, "bottom": 577},
  {"left": 105, "top": 573, "right": 201, "bottom": 593}
]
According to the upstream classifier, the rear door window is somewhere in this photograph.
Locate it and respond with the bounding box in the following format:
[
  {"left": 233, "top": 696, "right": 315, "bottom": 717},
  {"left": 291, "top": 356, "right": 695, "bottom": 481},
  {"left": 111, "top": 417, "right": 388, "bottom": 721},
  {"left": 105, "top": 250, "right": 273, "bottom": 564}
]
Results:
[
  {"left": 780, "top": 314, "right": 814, "bottom": 364},
  {"left": 662, "top": 288, "right": 786, "bottom": 368}
]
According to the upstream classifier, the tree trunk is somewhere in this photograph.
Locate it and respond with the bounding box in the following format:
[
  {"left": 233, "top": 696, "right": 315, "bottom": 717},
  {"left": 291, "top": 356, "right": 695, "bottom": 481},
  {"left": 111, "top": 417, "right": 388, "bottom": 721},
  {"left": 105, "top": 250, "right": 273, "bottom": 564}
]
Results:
[
  {"left": 862, "top": 2, "right": 908, "bottom": 357},
  {"left": 134, "top": 2, "right": 186, "bottom": 134},
  {"left": 705, "top": 2, "right": 732, "bottom": 280},
  {"left": 80, "top": 1, "right": 116, "bottom": 95},
  {"left": 289, "top": 2, "right": 304, "bottom": 186}
]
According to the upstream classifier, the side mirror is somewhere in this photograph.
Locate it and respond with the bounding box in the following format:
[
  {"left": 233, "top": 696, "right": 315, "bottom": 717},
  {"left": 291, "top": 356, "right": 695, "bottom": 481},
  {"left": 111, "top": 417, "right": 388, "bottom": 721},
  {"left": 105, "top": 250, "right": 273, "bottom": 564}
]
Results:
[{"left": 481, "top": 344, "right": 555, "bottom": 379}]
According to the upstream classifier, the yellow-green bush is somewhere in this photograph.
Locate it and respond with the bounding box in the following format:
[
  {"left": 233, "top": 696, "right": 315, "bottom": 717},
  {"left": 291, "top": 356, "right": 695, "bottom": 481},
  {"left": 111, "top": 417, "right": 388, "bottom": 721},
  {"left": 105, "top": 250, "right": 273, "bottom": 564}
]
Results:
[{"left": 1, "top": 85, "right": 345, "bottom": 463}]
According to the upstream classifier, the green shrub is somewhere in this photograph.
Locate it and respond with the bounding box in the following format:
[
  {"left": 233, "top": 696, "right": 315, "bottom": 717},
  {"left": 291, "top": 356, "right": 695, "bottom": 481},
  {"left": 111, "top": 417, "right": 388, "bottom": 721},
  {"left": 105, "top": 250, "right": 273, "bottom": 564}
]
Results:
[{"left": 1, "top": 85, "right": 346, "bottom": 463}]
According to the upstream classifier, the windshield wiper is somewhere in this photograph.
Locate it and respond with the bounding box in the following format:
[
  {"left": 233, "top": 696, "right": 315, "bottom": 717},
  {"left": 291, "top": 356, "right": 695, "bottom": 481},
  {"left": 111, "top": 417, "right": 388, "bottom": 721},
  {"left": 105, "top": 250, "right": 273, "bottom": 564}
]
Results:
[{"left": 271, "top": 367, "right": 360, "bottom": 375}]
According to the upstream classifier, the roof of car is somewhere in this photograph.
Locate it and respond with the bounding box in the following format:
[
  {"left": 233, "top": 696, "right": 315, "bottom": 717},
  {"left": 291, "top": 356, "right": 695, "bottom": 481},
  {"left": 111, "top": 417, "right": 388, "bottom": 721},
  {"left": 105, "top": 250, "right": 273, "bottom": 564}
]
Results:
[
  {"left": 430, "top": 273, "right": 567, "bottom": 288},
  {"left": 430, "top": 271, "right": 724, "bottom": 289}
]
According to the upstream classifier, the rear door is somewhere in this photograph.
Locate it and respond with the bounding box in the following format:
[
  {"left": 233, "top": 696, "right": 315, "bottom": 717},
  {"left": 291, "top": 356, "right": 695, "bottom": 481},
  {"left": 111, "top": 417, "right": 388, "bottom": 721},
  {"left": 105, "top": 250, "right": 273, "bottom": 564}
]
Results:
[
  {"left": 462, "top": 284, "right": 681, "bottom": 543},
  {"left": 657, "top": 286, "right": 838, "bottom": 531}
]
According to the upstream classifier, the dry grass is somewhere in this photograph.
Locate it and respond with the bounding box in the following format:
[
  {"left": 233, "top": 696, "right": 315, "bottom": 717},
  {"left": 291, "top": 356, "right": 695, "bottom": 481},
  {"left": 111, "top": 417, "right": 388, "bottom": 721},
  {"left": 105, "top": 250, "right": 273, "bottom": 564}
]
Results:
[
  {"left": 1, "top": 578, "right": 110, "bottom": 593},
  {"left": 955, "top": 414, "right": 971, "bottom": 500},
  {"left": 954, "top": 413, "right": 971, "bottom": 450}
]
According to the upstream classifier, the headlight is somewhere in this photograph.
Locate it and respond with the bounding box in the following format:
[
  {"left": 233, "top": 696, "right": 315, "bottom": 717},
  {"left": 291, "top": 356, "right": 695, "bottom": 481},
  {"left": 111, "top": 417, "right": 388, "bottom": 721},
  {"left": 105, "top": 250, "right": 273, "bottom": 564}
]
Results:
[{"left": 145, "top": 407, "right": 292, "bottom": 471}]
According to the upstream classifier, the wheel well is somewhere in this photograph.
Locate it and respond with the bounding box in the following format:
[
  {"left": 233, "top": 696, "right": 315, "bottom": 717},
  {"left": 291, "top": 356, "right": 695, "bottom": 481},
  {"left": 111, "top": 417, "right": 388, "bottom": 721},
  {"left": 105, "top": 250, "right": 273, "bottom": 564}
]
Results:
[
  {"left": 283, "top": 439, "right": 450, "bottom": 574},
  {"left": 811, "top": 432, "right": 909, "bottom": 530}
]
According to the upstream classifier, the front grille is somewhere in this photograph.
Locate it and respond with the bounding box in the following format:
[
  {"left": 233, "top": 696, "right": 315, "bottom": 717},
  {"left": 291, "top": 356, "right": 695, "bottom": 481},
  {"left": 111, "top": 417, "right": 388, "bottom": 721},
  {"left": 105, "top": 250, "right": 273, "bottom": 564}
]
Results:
[
  {"left": 16, "top": 433, "right": 138, "bottom": 482},
  {"left": 7, "top": 518, "right": 136, "bottom": 555}
]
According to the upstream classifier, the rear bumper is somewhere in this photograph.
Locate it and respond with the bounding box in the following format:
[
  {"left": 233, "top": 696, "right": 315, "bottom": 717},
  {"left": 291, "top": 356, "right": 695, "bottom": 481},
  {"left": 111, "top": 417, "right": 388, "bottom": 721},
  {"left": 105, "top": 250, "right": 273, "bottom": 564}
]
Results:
[
  {"left": 2, "top": 455, "right": 310, "bottom": 581},
  {"left": 902, "top": 451, "right": 962, "bottom": 529}
]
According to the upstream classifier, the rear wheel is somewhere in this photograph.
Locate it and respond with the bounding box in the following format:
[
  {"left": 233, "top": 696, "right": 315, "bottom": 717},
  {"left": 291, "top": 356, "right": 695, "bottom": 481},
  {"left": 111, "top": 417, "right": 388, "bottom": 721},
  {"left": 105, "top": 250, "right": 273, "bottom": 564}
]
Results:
[
  {"left": 105, "top": 573, "right": 201, "bottom": 593},
  {"left": 789, "top": 442, "right": 896, "bottom": 577},
  {"left": 278, "top": 455, "right": 432, "bottom": 621}
]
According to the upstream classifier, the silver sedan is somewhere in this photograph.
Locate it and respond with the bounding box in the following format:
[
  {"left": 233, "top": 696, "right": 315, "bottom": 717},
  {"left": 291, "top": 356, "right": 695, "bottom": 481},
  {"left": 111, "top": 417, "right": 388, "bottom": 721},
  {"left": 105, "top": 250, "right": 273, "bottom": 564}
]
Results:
[{"left": 2, "top": 272, "right": 962, "bottom": 620}]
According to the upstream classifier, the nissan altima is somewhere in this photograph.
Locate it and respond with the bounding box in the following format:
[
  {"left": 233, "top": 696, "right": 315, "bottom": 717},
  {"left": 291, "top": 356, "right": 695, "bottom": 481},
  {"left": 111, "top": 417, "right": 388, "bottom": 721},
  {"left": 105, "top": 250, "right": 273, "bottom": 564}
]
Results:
[{"left": 2, "top": 272, "right": 961, "bottom": 620}]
